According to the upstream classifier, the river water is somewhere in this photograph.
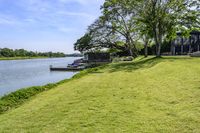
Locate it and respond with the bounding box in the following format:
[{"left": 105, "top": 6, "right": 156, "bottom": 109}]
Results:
[{"left": 0, "top": 57, "right": 80, "bottom": 96}]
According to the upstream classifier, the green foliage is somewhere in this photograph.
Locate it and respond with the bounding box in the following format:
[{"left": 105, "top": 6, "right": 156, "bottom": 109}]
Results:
[
  {"left": 0, "top": 48, "right": 66, "bottom": 58},
  {"left": 74, "top": 0, "right": 199, "bottom": 57},
  {"left": 0, "top": 57, "right": 48, "bottom": 60},
  {"left": 0, "top": 48, "right": 15, "bottom": 57},
  {"left": 74, "top": 0, "right": 141, "bottom": 57},
  {"left": 0, "top": 84, "right": 58, "bottom": 114},
  {"left": 100, "top": 0, "right": 140, "bottom": 57},
  {"left": 137, "top": 0, "right": 199, "bottom": 56},
  {"left": 74, "top": 33, "right": 92, "bottom": 52}
]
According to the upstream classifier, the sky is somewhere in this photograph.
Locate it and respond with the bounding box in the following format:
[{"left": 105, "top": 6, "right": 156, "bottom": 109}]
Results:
[{"left": 0, "top": 0, "right": 104, "bottom": 53}]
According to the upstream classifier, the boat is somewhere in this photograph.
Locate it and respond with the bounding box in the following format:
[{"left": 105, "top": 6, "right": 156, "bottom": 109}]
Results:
[
  {"left": 50, "top": 63, "right": 86, "bottom": 71},
  {"left": 50, "top": 67, "right": 84, "bottom": 71}
]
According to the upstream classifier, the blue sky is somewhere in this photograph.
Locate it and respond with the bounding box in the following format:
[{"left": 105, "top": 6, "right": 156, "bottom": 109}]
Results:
[{"left": 0, "top": 0, "right": 104, "bottom": 53}]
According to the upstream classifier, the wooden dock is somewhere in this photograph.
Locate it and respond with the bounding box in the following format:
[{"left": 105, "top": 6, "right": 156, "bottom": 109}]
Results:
[{"left": 50, "top": 65, "right": 84, "bottom": 71}]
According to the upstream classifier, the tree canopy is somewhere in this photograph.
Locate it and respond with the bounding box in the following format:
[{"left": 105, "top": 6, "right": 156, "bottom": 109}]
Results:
[
  {"left": 0, "top": 48, "right": 66, "bottom": 58},
  {"left": 74, "top": 0, "right": 200, "bottom": 57}
]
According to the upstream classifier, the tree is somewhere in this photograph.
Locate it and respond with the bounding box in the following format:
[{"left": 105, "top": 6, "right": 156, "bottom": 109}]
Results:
[
  {"left": 142, "top": 35, "right": 153, "bottom": 57},
  {"left": 100, "top": 0, "right": 140, "bottom": 57},
  {"left": 0, "top": 48, "right": 15, "bottom": 57},
  {"left": 74, "top": 0, "right": 199, "bottom": 57},
  {"left": 88, "top": 18, "right": 127, "bottom": 52},
  {"left": 15, "top": 49, "right": 27, "bottom": 57},
  {"left": 74, "top": 18, "right": 128, "bottom": 54},
  {"left": 135, "top": 15, "right": 154, "bottom": 58},
  {"left": 74, "top": 33, "right": 93, "bottom": 53},
  {"left": 0, "top": 48, "right": 66, "bottom": 58},
  {"left": 138, "top": 0, "right": 200, "bottom": 57}
]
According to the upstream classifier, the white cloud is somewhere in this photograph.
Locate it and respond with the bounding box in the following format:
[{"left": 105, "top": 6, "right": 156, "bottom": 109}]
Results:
[
  {"left": 0, "top": 18, "right": 14, "bottom": 25},
  {"left": 57, "top": 11, "right": 96, "bottom": 20},
  {"left": 0, "top": 14, "right": 20, "bottom": 25},
  {"left": 19, "top": 0, "right": 52, "bottom": 12},
  {"left": 58, "top": 0, "right": 105, "bottom": 6},
  {"left": 57, "top": 27, "right": 78, "bottom": 33}
]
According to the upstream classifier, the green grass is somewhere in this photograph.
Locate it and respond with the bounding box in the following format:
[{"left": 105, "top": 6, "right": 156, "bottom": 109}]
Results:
[
  {"left": 0, "top": 56, "right": 48, "bottom": 60},
  {"left": 0, "top": 56, "right": 200, "bottom": 132},
  {"left": 0, "top": 68, "right": 99, "bottom": 114},
  {"left": 0, "top": 83, "right": 59, "bottom": 114}
]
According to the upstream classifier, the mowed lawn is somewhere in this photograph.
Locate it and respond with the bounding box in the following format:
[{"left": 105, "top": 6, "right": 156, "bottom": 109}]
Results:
[{"left": 0, "top": 56, "right": 200, "bottom": 133}]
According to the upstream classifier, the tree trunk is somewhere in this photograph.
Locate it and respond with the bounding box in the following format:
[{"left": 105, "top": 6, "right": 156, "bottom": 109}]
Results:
[
  {"left": 144, "top": 41, "right": 148, "bottom": 58},
  {"left": 129, "top": 48, "right": 134, "bottom": 57},
  {"left": 156, "top": 37, "right": 161, "bottom": 57},
  {"left": 153, "top": 30, "right": 161, "bottom": 57},
  {"left": 128, "top": 47, "right": 138, "bottom": 58},
  {"left": 129, "top": 36, "right": 138, "bottom": 57},
  {"left": 157, "top": 34, "right": 162, "bottom": 57},
  {"left": 156, "top": 43, "right": 161, "bottom": 57},
  {"left": 154, "top": 38, "right": 161, "bottom": 57},
  {"left": 126, "top": 35, "right": 138, "bottom": 58}
]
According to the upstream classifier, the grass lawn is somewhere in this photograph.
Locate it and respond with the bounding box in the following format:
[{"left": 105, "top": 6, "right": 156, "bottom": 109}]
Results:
[{"left": 0, "top": 56, "right": 200, "bottom": 132}]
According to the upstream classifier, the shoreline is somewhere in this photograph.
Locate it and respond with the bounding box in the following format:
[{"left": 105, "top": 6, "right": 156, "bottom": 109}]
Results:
[
  {"left": 0, "top": 66, "right": 100, "bottom": 114},
  {"left": 0, "top": 56, "right": 82, "bottom": 61},
  {"left": 0, "top": 56, "right": 49, "bottom": 61},
  {"left": 0, "top": 74, "right": 75, "bottom": 114}
]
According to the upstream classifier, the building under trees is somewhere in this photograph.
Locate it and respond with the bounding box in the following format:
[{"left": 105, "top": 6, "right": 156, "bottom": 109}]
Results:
[{"left": 171, "top": 31, "right": 200, "bottom": 55}]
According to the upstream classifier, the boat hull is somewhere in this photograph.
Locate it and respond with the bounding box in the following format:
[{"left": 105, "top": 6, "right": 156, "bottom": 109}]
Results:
[{"left": 50, "top": 67, "right": 83, "bottom": 71}]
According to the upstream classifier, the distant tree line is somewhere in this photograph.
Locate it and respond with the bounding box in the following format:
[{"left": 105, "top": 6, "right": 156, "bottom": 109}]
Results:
[{"left": 0, "top": 48, "right": 66, "bottom": 58}]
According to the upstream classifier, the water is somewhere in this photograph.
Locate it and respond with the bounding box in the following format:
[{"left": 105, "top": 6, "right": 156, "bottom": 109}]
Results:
[{"left": 0, "top": 57, "right": 80, "bottom": 96}]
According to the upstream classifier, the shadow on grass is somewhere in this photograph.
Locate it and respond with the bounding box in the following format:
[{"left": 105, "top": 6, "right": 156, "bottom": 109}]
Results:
[
  {"left": 108, "top": 57, "right": 159, "bottom": 72},
  {"left": 107, "top": 56, "right": 192, "bottom": 73},
  {"left": 160, "top": 56, "right": 192, "bottom": 60},
  {"left": 90, "top": 71, "right": 104, "bottom": 74}
]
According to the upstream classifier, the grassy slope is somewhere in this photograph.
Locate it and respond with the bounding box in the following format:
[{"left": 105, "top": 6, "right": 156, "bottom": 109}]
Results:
[{"left": 0, "top": 56, "right": 200, "bottom": 133}]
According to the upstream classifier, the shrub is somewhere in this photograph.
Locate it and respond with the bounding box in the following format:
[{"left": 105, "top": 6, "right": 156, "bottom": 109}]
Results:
[
  {"left": 190, "top": 51, "right": 200, "bottom": 57},
  {"left": 0, "top": 84, "right": 57, "bottom": 114}
]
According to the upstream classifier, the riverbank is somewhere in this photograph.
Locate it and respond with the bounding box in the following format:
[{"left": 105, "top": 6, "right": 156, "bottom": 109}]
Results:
[
  {"left": 0, "top": 56, "right": 49, "bottom": 60},
  {"left": 0, "top": 56, "right": 200, "bottom": 132},
  {"left": 0, "top": 67, "right": 97, "bottom": 114}
]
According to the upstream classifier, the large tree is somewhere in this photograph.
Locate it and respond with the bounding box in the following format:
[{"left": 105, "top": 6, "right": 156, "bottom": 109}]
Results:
[
  {"left": 74, "top": 18, "right": 128, "bottom": 53},
  {"left": 89, "top": 18, "right": 128, "bottom": 52},
  {"left": 74, "top": 0, "right": 199, "bottom": 57},
  {"left": 137, "top": 0, "right": 200, "bottom": 57},
  {"left": 74, "top": 33, "right": 93, "bottom": 52},
  {"left": 99, "top": 0, "right": 140, "bottom": 57}
]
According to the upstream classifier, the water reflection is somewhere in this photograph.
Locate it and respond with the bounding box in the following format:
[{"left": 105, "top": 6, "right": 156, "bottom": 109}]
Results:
[{"left": 0, "top": 57, "right": 80, "bottom": 96}]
